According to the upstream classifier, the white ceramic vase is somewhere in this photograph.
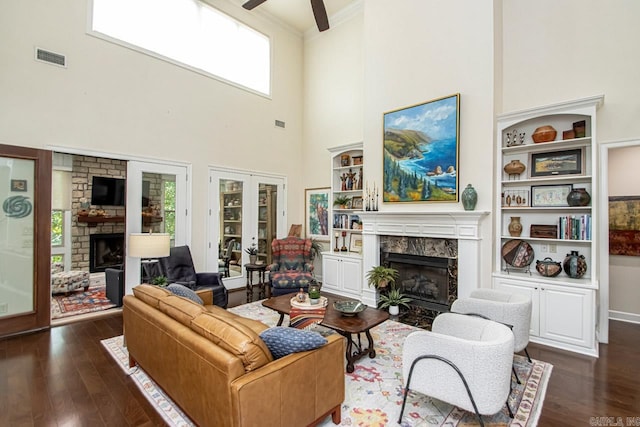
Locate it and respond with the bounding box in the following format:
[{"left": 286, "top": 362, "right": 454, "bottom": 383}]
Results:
[{"left": 389, "top": 305, "right": 399, "bottom": 316}]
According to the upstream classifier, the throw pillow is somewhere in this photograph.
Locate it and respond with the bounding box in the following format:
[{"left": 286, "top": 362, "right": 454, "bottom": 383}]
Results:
[
  {"left": 259, "top": 327, "right": 327, "bottom": 359},
  {"left": 167, "top": 283, "right": 203, "bottom": 305}
]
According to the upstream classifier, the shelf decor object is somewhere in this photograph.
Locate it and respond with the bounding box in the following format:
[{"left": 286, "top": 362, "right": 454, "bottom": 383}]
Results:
[
  {"left": 501, "top": 239, "right": 534, "bottom": 272},
  {"left": 494, "top": 95, "right": 603, "bottom": 357},
  {"left": 567, "top": 188, "right": 591, "bottom": 207},
  {"left": 382, "top": 93, "right": 460, "bottom": 203},
  {"left": 531, "top": 125, "right": 557, "bottom": 143},
  {"left": 530, "top": 149, "right": 583, "bottom": 177},
  {"left": 461, "top": 184, "right": 478, "bottom": 211},
  {"left": 531, "top": 184, "right": 573, "bottom": 207}
]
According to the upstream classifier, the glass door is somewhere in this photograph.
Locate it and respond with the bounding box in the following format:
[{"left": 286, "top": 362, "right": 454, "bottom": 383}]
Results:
[
  {"left": 208, "top": 168, "right": 285, "bottom": 291},
  {"left": 0, "top": 144, "right": 51, "bottom": 337},
  {"left": 125, "top": 161, "right": 189, "bottom": 293}
]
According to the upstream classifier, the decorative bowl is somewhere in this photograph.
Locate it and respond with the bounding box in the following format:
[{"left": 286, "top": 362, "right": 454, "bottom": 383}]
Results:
[
  {"left": 333, "top": 300, "right": 366, "bottom": 317},
  {"left": 531, "top": 125, "right": 557, "bottom": 143}
]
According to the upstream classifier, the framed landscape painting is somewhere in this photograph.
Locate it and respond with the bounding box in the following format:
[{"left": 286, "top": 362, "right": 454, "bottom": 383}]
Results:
[
  {"left": 383, "top": 93, "right": 460, "bottom": 203},
  {"left": 305, "top": 187, "right": 330, "bottom": 241}
]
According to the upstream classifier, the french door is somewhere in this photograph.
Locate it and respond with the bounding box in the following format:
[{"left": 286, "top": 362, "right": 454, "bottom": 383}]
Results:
[
  {"left": 125, "top": 161, "right": 190, "bottom": 294},
  {"left": 208, "top": 168, "right": 286, "bottom": 290},
  {"left": 0, "top": 144, "right": 51, "bottom": 337}
]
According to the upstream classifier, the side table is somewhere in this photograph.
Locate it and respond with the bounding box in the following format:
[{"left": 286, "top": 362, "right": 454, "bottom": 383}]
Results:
[{"left": 245, "top": 263, "right": 267, "bottom": 302}]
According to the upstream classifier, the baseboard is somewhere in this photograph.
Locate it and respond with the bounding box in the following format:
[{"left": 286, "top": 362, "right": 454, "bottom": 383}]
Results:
[{"left": 609, "top": 310, "right": 640, "bottom": 325}]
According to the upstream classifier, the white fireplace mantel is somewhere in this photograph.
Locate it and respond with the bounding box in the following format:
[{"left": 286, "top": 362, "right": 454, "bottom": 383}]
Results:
[{"left": 359, "top": 211, "right": 489, "bottom": 307}]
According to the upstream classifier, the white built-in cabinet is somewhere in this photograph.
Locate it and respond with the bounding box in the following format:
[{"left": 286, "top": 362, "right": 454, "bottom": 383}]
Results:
[
  {"left": 493, "top": 96, "right": 603, "bottom": 357},
  {"left": 321, "top": 252, "right": 363, "bottom": 299},
  {"left": 321, "top": 143, "right": 364, "bottom": 299}
]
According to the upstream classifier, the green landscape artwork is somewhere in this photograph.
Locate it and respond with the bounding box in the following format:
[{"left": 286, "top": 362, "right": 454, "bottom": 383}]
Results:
[{"left": 383, "top": 94, "right": 459, "bottom": 202}]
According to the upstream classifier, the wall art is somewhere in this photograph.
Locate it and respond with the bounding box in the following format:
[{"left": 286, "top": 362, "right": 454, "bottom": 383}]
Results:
[
  {"left": 530, "top": 149, "right": 583, "bottom": 177},
  {"left": 609, "top": 195, "right": 640, "bottom": 256},
  {"left": 305, "top": 187, "right": 330, "bottom": 241},
  {"left": 383, "top": 93, "right": 460, "bottom": 202}
]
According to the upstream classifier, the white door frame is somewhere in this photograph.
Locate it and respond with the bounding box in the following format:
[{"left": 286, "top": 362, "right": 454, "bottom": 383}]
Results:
[
  {"left": 208, "top": 166, "right": 286, "bottom": 290},
  {"left": 598, "top": 138, "right": 640, "bottom": 344},
  {"left": 126, "top": 161, "right": 191, "bottom": 294}
]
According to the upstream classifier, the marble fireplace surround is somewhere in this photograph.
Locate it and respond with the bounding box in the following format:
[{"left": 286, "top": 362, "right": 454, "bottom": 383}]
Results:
[{"left": 359, "top": 211, "right": 489, "bottom": 308}]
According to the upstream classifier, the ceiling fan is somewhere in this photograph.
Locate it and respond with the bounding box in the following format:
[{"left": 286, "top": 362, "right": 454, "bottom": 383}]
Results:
[{"left": 242, "top": 0, "right": 330, "bottom": 32}]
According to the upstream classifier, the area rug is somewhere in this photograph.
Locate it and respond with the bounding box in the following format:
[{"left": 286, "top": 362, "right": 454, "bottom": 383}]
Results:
[
  {"left": 101, "top": 301, "right": 552, "bottom": 427},
  {"left": 51, "top": 273, "right": 116, "bottom": 319}
]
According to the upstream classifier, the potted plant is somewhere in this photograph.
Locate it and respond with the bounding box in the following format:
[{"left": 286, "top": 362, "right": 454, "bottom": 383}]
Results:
[
  {"left": 366, "top": 265, "right": 398, "bottom": 290},
  {"left": 333, "top": 195, "right": 352, "bottom": 209},
  {"left": 244, "top": 239, "right": 258, "bottom": 264},
  {"left": 378, "top": 287, "right": 411, "bottom": 315},
  {"left": 151, "top": 275, "right": 168, "bottom": 287},
  {"left": 309, "top": 238, "right": 323, "bottom": 261}
]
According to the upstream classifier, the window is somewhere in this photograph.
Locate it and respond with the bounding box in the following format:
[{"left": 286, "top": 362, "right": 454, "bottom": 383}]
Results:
[
  {"left": 90, "top": 0, "right": 271, "bottom": 96},
  {"left": 51, "top": 210, "right": 64, "bottom": 247},
  {"left": 163, "top": 180, "right": 176, "bottom": 241}
]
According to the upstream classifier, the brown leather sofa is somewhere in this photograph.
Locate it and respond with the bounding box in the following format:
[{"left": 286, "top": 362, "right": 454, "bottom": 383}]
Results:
[{"left": 123, "top": 285, "right": 345, "bottom": 427}]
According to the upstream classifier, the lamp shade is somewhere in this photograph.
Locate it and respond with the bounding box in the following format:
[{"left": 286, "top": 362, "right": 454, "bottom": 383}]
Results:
[{"left": 128, "top": 233, "right": 170, "bottom": 258}]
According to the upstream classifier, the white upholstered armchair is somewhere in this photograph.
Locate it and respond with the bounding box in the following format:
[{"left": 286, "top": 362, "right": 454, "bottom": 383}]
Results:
[
  {"left": 451, "top": 288, "right": 532, "bottom": 385},
  {"left": 399, "top": 313, "right": 514, "bottom": 426}
]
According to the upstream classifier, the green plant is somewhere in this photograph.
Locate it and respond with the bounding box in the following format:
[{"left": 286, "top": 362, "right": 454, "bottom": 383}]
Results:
[
  {"left": 333, "top": 195, "right": 352, "bottom": 207},
  {"left": 244, "top": 238, "right": 258, "bottom": 255},
  {"left": 378, "top": 287, "right": 411, "bottom": 309},
  {"left": 310, "top": 238, "right": 323, "bottom": 260},
  {"left": 366, "top": 266, "right": 398, "bottom": 289},
  {"left": 152, "top": 276, "right": 168, "bottom": 287}
]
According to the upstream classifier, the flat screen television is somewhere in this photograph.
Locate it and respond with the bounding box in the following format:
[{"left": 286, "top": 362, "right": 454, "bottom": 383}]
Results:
[{"left": 91, "top": 176, "right": 125, "bottom": 206}]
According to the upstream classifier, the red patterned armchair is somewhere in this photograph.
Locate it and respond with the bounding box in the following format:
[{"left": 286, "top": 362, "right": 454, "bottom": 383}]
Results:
[{"left": 268, "top": 237, "right": 314, "bottom": 296}]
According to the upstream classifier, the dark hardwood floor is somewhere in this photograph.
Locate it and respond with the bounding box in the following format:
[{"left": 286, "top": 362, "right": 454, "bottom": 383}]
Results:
[{"left": 1, "top": 288, "right": 638, "bottom": 426}]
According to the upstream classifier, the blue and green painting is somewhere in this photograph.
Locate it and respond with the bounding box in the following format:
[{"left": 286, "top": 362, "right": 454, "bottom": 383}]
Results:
[{"left": 383, "top": 94, "right": 459, "bottom": 202}]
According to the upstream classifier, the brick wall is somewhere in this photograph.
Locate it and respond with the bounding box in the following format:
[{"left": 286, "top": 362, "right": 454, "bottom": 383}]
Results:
[{"left": 71, "top": 155, "right": 127, "bottom": 270}]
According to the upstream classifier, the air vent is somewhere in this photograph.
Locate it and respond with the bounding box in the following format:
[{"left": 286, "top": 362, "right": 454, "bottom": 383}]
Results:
[{"left": 35, "top": 47, "right": 66, "bottom": 68}]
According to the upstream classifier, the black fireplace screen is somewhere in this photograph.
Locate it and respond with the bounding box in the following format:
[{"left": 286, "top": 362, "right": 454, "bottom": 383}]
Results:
[
  {"left": 383, "top": 252, "right": 457, "bottom": 311},
  {"left": 90, "top": 233, "right": 125, "bottom": 272}
]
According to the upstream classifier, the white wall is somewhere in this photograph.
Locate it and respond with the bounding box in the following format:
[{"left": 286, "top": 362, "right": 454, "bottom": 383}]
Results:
[
  {"left": 362, "top": 0, "right": 497, "bottom": 285},
  {"left": 608, "top": 145, "right": 640, "bottom": 319},
  {"left": 501, "top": 0, "right": 640, "bottom": 324},
  {"left": 0, "top": 0, "right": 304, "bottom": 268}
]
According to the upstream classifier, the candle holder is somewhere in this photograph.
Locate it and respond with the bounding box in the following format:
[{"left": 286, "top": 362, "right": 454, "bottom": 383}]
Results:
[
  {"left": 341, "top": 231, "right": 348, "bottom": 252},
  {"left": 334, "top": 233, "right": 340, "bottom": 252}
]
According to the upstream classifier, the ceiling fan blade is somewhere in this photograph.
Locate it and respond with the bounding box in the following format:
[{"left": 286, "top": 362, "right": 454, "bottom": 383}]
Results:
[
  {"left": 310, "top": 0, "right": 329, "bottom": 32},
  {"left": 242, "top": 0, "right": 267, "bottom": 10}
]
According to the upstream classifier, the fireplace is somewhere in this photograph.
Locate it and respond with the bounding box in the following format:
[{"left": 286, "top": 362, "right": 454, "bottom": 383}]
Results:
[
  {"left": 382, "top": 252, "right": 457, "bottom": 312},
  {"left": 89, "top": 233, "right": 125, "bottom": 272},
  {"left": 359, "top": 211, "right": 489, "bottom": 328}
]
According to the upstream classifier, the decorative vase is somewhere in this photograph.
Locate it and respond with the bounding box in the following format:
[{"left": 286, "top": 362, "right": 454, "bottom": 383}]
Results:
[
  {"left": 389, "top": 305, "right": 399, "bottom": 316},
  {"left": 567, "top": 188, "right": 591, "bottom": 206},
  {"left": 536, "top": 257, "right": 562, "bottom": 277},
  {"left": 508, "top": 217, "right": 523, "bottom": 237},
  {"left": 296, "top": 288, "right": 307, "bottom": 303},
  {"left": 503, "top": 159, "right": 526, "bottom": 176},
  {"left": 532, "top": 125, "right": 557, "bottom": 143},
  {"left": 249, "top": 254, "right": 257, "bottom": 264},
  {"left": 461, "top": 184, "right": 478, "bottom": 211},
  {"left": 563, "top": 251, "right": 587, "bottom": 279}
]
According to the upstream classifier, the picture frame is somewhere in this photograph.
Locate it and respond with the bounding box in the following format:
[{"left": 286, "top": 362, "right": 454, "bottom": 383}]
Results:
[
  {"left": 531, "top": 184, "right": 573, "bottom": 207},
  {"left": 383, "top": 93, "right": 460, "bottom": 203},
  {"left": 349, "top": 234, "right": 362, "bottom": 253},
  {"left": 609, "top": 195, "right": 640, "bottom": 256},
  {"left": 10, "top": 179, "right": 27, "bottom": 192},
  {"left": 530, "top": 149, "right": 583, "bottom": 177},
  {"left": 305, "top": 187, "right": 330, "bottom": 241},
  {"left": 351, "top": 196, "right": 363, "bottom": 210}
]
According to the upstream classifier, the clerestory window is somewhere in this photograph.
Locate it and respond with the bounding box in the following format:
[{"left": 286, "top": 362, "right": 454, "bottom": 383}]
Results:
[{"left": 90, "top": 0, "right": 271, "bottom": 96}]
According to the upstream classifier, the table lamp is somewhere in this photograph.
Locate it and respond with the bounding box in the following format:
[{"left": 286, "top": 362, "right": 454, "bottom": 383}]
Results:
[{"left": 128, "top": 232, "right": 170, "bottom": 283}]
